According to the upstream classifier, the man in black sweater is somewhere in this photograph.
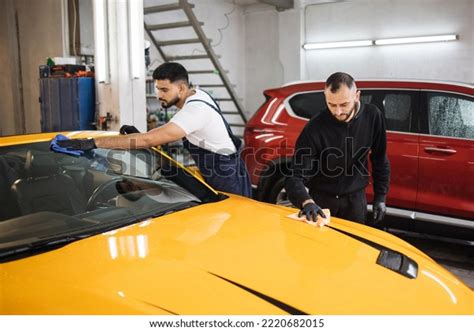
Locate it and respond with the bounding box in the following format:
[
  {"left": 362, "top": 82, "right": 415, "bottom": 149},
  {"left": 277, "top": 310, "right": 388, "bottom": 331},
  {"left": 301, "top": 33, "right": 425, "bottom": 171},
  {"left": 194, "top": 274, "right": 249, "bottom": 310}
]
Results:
[{"left": 286, "top": 72, "right": 390, "bottom": 225}]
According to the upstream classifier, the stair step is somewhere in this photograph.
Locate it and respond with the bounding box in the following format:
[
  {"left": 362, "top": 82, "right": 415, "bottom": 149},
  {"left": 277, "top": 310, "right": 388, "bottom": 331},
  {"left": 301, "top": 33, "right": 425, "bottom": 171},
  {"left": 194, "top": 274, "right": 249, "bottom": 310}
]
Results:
[
  {"left": 144, "top": 3, "right": 193, "bottom": 14},
  {"left": 215, "top": 98, "right": 233, "bottom": 101},
  {"left": 229, "top": 123, "right": 246, "bottom": 128},
  {"left": 157, "top": 38, "right": 209, "bottom": 46},
  {"left": 221, "top": 111, "right": 239, "bottom": 115},
  {"left": 146, "top": 21, "right": 203, "bottom": 31},
  {"left": 167, "top": 54, "right": 220, "bottom": 60},
  {"left": 198, "top": 84, "right": 225, "bottom": 88},
  {"left": 188, "top": 70, "right": 224, "bottom": 74}
]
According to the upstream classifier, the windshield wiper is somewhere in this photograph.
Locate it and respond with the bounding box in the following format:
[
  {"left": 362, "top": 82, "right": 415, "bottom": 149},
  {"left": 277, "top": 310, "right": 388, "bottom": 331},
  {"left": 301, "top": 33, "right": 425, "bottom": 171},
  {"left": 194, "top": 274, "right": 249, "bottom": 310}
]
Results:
[
  {"left": 0, "top": 201, "right": 201, "bottom": 263},
  {"left": 92, "top": 200, "right": 201, "bottom": 234},
  {"left": 0, "top": 234, "right": 87, "bottom": 262}
]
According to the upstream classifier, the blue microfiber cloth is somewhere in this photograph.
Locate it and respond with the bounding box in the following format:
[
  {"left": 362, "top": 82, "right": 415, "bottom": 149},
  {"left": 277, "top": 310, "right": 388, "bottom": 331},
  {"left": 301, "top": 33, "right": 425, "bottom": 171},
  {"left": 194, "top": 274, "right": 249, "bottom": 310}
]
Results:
[{"left": 50, "top": 134, "right": 84, "bottom": 157}]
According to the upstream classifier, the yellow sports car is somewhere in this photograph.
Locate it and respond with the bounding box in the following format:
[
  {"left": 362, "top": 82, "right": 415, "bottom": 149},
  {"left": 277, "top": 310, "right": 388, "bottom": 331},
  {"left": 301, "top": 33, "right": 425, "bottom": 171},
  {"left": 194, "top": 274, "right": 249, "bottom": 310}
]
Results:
[{"left": 0, "top": 132, "right": 472, "bottom": 314}]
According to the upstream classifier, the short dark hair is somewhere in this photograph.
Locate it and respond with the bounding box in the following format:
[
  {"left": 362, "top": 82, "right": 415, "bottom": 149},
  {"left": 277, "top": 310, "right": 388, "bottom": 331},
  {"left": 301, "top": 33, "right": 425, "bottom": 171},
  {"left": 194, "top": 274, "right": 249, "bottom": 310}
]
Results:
[
  {"left": 325, "top": 72, "right": 355, "bottom": 93},
  {"left": 152, "top": 62, "right": 189, "bottom": 85}
]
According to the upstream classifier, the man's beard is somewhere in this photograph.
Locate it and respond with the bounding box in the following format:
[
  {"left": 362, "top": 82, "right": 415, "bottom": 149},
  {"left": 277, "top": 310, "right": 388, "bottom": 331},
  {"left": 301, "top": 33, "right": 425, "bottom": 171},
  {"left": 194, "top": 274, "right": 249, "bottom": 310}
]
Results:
[
  {"left": 335, "top": 103, "right": 357, "bottom": 122},
  {"left": 160, "top": 95, "right": 180, "bottom": 109}
]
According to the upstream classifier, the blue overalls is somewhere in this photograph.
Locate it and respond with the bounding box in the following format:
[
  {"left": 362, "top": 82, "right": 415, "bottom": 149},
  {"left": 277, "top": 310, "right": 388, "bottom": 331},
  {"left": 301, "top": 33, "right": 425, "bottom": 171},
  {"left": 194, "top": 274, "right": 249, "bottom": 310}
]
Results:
[{"left": 183, "top": 94, "right": 252, "bottom": 198}]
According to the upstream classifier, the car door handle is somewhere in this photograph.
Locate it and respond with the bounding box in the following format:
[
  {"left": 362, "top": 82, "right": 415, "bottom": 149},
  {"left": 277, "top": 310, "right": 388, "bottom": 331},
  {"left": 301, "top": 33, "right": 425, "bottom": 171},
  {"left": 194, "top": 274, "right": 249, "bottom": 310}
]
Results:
[{"left": 424, "top": 147, "right": 457, "bottom": 155}]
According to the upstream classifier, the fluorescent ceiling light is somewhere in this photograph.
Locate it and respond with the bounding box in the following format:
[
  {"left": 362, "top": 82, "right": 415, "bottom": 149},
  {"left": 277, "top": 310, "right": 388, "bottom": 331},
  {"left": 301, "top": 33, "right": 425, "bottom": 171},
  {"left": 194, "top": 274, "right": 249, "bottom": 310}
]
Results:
[
  {"left": 375, "top": 34, "right": 458, "bottom": 46},
  {"left": 303, "top": 40, "right": 373, "bottom": 50},
  {"left": 303, "top": 34, "right": 458, "bottom": 50}
]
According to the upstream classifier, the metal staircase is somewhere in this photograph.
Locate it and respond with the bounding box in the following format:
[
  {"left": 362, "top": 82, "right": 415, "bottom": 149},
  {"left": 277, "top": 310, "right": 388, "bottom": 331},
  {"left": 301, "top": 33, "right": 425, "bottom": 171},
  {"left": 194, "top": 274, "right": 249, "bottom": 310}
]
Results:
[{"left": 144, "top": 0, "right": 247, "bottom": 137}]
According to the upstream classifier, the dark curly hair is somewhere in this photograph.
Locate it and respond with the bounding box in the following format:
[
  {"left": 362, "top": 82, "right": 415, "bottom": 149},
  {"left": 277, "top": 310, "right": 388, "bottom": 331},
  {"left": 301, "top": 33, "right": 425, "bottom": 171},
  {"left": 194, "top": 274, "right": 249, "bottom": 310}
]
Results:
[{"left": 152, "top": 62, "right": 189, "bottom": 85}]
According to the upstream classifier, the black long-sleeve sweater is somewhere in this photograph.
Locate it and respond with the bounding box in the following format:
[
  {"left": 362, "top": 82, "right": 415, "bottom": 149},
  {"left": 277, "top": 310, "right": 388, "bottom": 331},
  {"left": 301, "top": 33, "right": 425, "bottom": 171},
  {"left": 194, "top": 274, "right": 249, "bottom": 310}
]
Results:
[{"left": 286, "top": 102, "right": 390, "bottom": 208}]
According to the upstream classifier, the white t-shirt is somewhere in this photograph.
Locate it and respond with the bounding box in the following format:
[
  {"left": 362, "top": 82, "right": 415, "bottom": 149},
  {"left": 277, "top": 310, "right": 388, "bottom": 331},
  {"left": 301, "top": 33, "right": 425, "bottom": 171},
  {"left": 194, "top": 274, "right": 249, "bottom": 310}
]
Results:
[{"left": 169, "top": 89, "right": 237, "bottom": 155}]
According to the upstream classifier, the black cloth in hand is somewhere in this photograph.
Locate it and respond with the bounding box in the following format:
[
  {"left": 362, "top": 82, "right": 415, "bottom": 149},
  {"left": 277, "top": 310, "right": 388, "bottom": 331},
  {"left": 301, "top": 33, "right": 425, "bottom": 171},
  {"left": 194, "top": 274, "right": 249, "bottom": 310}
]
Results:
[
  {"left": 373, "top": 201, "right": 386, "bottom": 223},
  {"left": 57, "top": 138, "right": 97, "bottom": 151},
  {"left": 119, "top": 125, "right": 140, "bottom": 135},
  {"left": 298, "top": 202, "right": 326, "bottom": 223}
]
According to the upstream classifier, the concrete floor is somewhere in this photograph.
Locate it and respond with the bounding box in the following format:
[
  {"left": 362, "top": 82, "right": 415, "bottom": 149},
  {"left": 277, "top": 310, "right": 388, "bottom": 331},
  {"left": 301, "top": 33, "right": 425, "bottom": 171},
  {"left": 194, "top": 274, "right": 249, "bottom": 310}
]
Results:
[{"left": 397, "top": 234, "right": 474, "bottom": 289}]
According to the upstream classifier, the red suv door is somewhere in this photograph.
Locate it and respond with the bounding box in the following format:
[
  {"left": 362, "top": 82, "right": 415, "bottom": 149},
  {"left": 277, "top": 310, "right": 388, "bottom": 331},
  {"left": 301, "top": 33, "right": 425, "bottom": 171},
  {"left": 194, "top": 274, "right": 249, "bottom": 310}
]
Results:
[
  {"left": 359, "top": 89, "right": 420, "bottom": 214},
  {"left": 417, "top": 91, "right": 474, "bottom": 223}
]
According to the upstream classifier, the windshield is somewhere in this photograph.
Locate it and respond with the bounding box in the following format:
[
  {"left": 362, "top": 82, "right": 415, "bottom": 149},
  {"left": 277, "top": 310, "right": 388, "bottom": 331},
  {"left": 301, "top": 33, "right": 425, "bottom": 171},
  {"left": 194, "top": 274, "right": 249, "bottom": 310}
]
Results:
[{"left": 0, "top": 141, "right": 222, "bottom": 260}]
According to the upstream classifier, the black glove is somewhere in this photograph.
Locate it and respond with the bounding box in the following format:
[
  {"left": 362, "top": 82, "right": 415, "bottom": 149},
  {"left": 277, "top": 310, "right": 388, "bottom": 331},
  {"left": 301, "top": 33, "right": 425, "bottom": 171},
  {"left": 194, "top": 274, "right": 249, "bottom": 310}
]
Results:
[
  {"left": 298, "top": 202, "right": 326, "bottom": 223},
  {"left": 119, "top": 125, "right": 140, "bottom": 135},
  {"left": 373, "top": 201, "right": 386, "bottom": 223},
  {"left": 57, "top": 138, "right": 97, "bottom": 151}
]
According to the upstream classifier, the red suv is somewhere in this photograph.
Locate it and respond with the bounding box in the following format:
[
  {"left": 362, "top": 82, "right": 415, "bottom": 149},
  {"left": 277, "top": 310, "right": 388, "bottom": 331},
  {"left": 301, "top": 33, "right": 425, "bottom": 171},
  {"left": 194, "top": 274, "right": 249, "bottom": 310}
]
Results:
[{"left": 243, "top": 80, "right": 474, "bottom": 242}]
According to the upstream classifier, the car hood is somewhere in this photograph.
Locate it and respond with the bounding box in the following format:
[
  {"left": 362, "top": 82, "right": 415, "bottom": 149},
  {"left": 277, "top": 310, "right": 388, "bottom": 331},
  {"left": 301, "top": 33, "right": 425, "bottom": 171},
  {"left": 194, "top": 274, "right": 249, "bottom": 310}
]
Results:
[{"left": 1, "top": 195, "right": 472, "bottom": 315}]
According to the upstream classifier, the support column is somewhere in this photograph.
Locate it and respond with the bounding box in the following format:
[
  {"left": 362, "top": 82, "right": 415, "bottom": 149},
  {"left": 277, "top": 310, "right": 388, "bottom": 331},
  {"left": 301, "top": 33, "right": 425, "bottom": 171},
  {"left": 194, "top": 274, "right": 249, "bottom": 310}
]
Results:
[{"left": 93, "top": 0, "right": 146, "bottom": 132}]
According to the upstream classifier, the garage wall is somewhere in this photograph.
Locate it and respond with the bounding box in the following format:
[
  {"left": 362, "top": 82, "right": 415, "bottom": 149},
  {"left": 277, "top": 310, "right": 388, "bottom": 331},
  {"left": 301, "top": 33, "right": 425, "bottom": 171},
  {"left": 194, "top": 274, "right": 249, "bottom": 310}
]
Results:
[
  {"left": 3, "top": 1, "right": 470, "bottom": 136},
  {"left": 0, "top": 0, "right": 65, "bottom": 135},
  {"left": 243, "top": 5, "right": 283, "bottom": 117},
  {"left": 144, "top": 0, "right": 303, "bottom": 121},
  {"left": 193, "top": 0, "right": 247, "bottom": 119},
  {"left": 143, "top": 0, "right": 304, "bottom": 122},
  {"left": 243, "top": 3, "right": 303, "bottom": 118},
  {"left": 303, "top": 0, "right": 474, "bottom": 83},
  {"left": 145, "top": 0, "right": 247, "bottom": 116},
  {"left": 242, "top": 0, "right": 473, "bottom": 116},
  {"left": 0, "top": 0, "right": 22, "bottom": 135}
]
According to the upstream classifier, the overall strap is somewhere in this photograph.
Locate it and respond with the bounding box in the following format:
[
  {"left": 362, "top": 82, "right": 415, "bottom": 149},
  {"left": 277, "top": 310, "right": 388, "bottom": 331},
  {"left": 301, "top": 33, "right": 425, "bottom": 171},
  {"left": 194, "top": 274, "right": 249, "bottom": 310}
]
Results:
[{"left": 186, "top": 92, "right": 241, "bottom": 151}]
